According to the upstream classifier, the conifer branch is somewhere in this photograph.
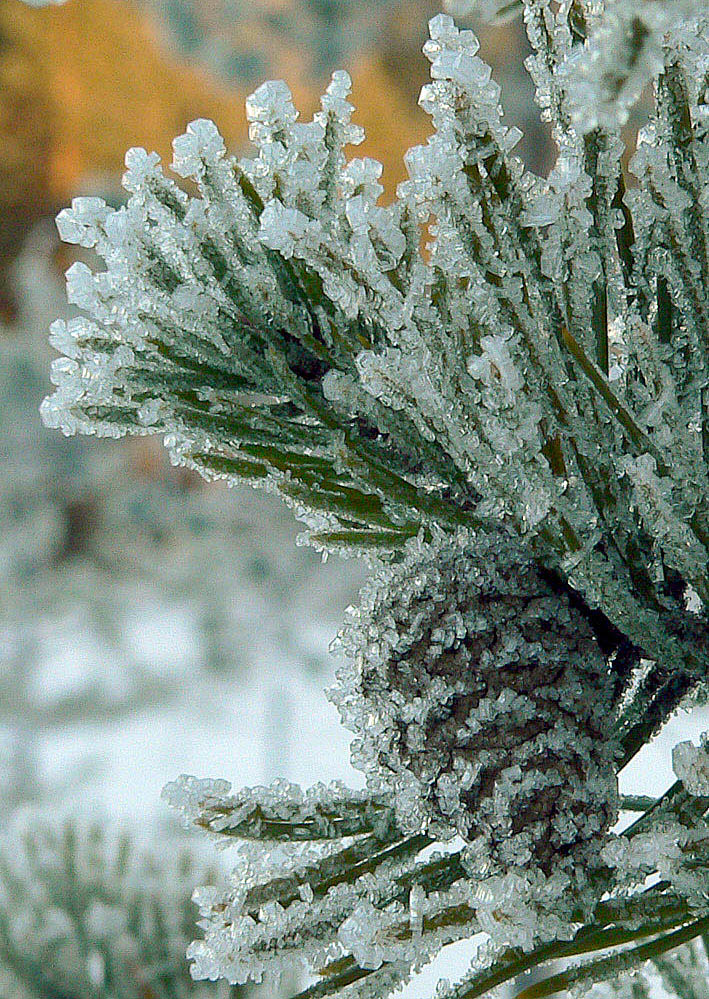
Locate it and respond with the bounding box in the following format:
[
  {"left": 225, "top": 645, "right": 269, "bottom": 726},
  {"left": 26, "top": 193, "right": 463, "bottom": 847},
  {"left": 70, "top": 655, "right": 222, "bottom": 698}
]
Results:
[{"left": 39, "top": 2, "right": 709, "bottom": 997}]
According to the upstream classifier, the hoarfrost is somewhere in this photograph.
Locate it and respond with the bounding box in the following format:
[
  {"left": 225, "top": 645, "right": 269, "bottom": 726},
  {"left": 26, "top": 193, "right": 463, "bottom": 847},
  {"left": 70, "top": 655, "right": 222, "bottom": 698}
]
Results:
[
  {"left": 41, "top": 4, "right": 709, "bottom": 997},
  {"left": 673, "top": 734, "right": 709, "bottom": 797}
]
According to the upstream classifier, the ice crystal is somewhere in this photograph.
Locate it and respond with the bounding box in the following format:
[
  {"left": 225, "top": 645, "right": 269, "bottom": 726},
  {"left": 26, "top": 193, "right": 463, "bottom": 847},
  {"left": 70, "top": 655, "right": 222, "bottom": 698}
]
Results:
[
  {"left": 164, "top": 774, "right": 395, "bottom": 842},
  {"left": 673, "top": 733, "right": 709, "bottom": 797},
  {"left": 164, "top": 776, "right": 450, "bottom": 986}
]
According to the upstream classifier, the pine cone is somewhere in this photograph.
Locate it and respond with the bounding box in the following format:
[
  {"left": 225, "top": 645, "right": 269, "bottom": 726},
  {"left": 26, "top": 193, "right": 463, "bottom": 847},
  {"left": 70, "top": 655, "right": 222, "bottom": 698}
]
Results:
[{"left": 333, "top": 531, "right": 620, "bottom": 877}]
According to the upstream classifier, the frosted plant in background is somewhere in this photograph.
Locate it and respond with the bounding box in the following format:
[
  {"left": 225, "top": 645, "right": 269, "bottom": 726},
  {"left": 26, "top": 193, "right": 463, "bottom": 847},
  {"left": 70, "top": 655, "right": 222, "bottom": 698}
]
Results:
[
  {"left": 0, "top": 810, "right": 240, "bottom": 998},
  {"left": 42, "top": 0, "right": 709, "bottom": 996},
  {"left": 0, "top": 306, "right": 353, "bottom": 995}
]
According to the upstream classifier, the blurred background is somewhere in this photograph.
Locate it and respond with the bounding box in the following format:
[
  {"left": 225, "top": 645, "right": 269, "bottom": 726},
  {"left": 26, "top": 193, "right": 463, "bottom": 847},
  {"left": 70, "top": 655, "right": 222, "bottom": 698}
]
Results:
[{"left": 0, "top": 2, "right": 698, "bottom": 996}]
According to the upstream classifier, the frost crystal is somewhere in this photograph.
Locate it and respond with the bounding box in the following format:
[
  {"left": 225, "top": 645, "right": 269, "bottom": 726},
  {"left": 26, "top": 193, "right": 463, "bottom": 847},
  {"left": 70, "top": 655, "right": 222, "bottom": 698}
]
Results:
[
  {"left": 164, "top": 774, "right": 394, "bottom": 842},
  {"left": 673, "top": 734, "right": 709, "bottom": 797}
]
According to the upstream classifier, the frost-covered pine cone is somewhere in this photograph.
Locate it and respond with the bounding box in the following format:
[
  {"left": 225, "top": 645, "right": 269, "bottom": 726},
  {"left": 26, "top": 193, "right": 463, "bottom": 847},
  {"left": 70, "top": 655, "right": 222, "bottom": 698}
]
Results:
[{"left": 333, "top": 531, "right": 620, "bottom": 874}]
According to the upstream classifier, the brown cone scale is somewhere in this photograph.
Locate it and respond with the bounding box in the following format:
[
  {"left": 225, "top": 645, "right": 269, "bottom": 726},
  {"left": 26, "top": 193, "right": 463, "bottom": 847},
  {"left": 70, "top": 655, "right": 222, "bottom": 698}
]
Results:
[{"left": 335, "top": 532, "right": 620, "bottom": 876}]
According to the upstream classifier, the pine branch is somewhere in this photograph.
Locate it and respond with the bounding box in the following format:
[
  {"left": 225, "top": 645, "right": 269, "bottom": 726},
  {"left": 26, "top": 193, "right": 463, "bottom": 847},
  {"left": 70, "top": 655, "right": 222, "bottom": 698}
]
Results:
[{"left": 38, "top": 3, "right": 709, "bottom": 998}]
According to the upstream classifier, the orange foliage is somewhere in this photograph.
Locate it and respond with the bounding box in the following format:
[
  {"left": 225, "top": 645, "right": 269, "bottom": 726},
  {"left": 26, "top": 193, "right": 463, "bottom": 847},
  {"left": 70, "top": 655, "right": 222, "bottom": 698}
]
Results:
[
  {"left": 0, "top": 0, "right": 250, "bottom": 205},
  {"left": 0, "top": 0, "right": 433, "bottom": 206},
  {"left": 0, "top": 0, "right": 250, "bottom": 314},
  {"left": 0, "top": 7, "right": 53, "bottom": 314},
  {"left": 0, "top": 0, "right": 432, "bottom": 314}
]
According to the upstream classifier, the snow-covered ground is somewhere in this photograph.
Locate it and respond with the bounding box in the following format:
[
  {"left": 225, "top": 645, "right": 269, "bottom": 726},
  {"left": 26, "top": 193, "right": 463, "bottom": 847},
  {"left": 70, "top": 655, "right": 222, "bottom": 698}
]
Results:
[{"left": 42, "top": 635, "right": 362, "bottom": 821}]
